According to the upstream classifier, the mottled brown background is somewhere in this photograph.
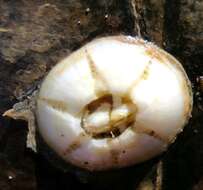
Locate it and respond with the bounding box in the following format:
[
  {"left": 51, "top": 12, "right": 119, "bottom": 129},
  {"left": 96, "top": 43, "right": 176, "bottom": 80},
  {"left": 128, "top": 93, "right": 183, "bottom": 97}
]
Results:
[{"left": 0, "top": 0, "right": 202, "bottom": 190}]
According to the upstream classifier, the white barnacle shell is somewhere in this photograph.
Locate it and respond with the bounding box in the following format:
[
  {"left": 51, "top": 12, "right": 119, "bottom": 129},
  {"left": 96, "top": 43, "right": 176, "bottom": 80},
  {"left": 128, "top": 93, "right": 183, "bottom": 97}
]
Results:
[{"left": 36, "top": 35, "right": 193, "bottom": 171}]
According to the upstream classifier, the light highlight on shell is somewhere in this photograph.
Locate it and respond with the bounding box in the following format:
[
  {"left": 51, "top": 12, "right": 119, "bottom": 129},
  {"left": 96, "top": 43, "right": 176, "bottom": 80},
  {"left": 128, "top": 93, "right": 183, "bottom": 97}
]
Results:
[{"left": 36, "top": 35, "right": 193, "bottom": 171}]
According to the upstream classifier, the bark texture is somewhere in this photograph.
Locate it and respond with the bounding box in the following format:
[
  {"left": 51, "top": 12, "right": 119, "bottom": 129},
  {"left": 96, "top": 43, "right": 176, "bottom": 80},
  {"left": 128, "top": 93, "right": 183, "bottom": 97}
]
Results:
[{"left": 0, "top": 0, "right": 202, "bottom": 190}]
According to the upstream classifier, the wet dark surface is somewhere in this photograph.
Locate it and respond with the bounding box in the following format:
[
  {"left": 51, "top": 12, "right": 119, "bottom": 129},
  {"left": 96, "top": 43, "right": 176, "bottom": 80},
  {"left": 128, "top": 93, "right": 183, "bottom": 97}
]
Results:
[{"left": 0, "top": 0, "right": 203, "bottom": 189}]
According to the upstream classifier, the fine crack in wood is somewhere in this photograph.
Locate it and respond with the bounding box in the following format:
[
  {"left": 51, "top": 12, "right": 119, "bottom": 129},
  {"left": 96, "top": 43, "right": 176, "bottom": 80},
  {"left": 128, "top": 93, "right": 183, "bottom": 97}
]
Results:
[
  {"left": 200, "top": 76, "right": 203, "bottom": 92},
  {"left": 155, "top": 161, "right": 163, "bottom": 190},
  {"left": 137, "top": 162, "right": 162, "bottom": 190},
  {"left": 131, "top": 0, "right": 142, "bottom": 37}
]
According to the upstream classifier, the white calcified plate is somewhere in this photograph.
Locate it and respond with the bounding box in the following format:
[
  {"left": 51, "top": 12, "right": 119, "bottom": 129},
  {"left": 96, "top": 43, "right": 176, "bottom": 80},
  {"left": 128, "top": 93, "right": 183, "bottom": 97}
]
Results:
[{"left": 36, "top": 35, "right": 193, "bottom": 171}]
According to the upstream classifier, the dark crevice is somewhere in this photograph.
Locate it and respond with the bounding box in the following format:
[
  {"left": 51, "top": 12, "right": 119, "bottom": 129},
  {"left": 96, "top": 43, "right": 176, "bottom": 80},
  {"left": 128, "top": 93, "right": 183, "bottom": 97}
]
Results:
[{"left": 164, "top": 0, "right": 182, "bottom": 55}]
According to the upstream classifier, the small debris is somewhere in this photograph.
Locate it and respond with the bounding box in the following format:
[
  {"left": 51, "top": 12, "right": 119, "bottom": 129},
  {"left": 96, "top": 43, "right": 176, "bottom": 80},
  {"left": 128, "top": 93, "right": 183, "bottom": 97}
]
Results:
[
  {"left": 110, "top": 131, "right": 115, "bottom": 138},
  {"left": 85, "top": 8, "right": 90, "bottom": 15},
  {"left": 2, "top": 91, "right": 38, "bottom": 152},
  {"left": 193, "top": 129, "right": 198, "bottom": 134},
  {"left": 77, "top": 20, "right": 81, "bottom": 25},
  {"left": 6, "top": 170, "right": 16, "bottom": 181},
  {"left": 8, "top": 175, "right": 13, "bottom": 180},
  {"left": 0, "top": 28, "right": 12, "bottom": 33}
]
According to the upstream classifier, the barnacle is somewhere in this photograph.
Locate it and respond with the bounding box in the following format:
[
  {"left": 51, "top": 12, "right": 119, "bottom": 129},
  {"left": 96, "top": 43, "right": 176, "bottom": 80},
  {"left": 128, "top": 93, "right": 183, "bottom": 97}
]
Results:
[{"left": 36, "top": 35, "right": 193, "bottom": 171}]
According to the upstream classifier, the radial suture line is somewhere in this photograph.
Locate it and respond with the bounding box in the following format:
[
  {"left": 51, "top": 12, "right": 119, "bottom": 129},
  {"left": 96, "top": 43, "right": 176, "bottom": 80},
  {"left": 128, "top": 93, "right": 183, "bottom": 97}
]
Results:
[
  {"left": 127, "top": 60, "right": 152, "bottom": 96},
  {"left": 77, "top": 56, "right": 114, "bottom": 137},
  {"left": 130, "top": 127, "right": 169, "bottom": 144},
  {"left": 85, "top": 49, "right": 109, "bottom": 97},
  {"left": 145, "top": 47, "right": 165, "bottom": 64},
  {"left": 84, "top": 50, "right": 160, "bottom": 142},
  {"left": 107, "top": 138, "right": 120, "bottom": 165},
  {"left": 63, "top": 133, "right": 87, "bottom": 155},
  {"left": 63, "top": 141, "right": 81, "bottom": 155},
  {"left": 111, "top": 149, "right": 119, "bottom": 165},
  {"left": 39, "top": 97, "right": 69, "bottom": 112}
]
